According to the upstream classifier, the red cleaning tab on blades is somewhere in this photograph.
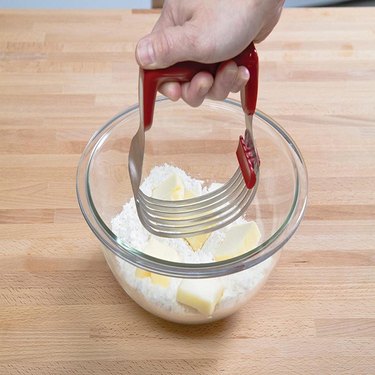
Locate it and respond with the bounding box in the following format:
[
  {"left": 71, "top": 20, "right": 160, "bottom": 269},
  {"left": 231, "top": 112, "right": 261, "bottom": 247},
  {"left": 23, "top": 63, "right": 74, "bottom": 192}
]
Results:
[{"left": 236, "top": 135, "right": 258, "bottom": 189}]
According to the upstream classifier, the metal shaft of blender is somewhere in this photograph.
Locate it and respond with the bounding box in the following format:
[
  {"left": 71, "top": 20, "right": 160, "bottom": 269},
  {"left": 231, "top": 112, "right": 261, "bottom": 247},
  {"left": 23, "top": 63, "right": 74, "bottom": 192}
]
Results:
[
  {"left": 128, "top": 75, "right": 145, "bottom": 196},
  {"left": 245, "top": 114, "right": 254, "bottom": 139}
]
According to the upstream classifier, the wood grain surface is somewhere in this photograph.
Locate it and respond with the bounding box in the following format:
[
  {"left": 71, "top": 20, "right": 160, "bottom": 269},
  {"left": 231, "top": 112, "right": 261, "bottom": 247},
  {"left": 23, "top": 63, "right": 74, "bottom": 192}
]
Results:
[{"left": 1, "top": 8, "right": 375, "bottom": 375}]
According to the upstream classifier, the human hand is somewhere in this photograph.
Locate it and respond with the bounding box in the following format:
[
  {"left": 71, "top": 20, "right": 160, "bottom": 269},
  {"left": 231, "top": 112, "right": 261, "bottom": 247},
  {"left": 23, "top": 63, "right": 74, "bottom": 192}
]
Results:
[{"left": 135, "top": 0, "right": 284, "bottom": 107}]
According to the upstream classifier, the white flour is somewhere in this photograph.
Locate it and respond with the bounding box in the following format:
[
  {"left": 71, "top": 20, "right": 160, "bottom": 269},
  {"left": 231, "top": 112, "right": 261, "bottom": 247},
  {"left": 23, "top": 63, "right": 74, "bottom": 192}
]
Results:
[{"left": 111, "top": 164, "right": 276, "bottom": 321}]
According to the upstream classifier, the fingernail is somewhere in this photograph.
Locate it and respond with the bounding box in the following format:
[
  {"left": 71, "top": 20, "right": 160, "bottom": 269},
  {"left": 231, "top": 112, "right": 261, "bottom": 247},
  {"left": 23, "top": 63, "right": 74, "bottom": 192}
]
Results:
[
  {"left": 198, "top": 82, "right": 211, "bottom": 96},
  {"left": 226, "top": 62, "right": 238, "bottom": 76},
  {"left": 242, "top": 68, "right": 250, "bottom": 80},
  {"left": 136, "top": 39, "right": 155, "bottom": 67}
]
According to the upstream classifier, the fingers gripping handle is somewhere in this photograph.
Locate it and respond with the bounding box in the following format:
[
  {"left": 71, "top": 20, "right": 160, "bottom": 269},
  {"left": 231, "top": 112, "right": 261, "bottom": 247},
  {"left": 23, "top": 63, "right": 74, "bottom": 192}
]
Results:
[{"left": 140, "top": 42, "right": 259, "bottom": 131}]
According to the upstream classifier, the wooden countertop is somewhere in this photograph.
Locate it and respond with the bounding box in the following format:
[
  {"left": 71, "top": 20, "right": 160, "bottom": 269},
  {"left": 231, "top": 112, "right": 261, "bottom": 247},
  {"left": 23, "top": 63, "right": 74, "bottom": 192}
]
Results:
[{"left": 1, "top": 8, "right": 374, "bottom": 374}]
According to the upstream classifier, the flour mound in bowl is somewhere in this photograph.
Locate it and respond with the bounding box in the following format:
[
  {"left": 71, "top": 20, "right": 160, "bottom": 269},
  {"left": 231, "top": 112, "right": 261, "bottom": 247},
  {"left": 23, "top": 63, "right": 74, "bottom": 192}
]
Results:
[{"left": 110, "top": 164, "right": 276, "bottom": 321}]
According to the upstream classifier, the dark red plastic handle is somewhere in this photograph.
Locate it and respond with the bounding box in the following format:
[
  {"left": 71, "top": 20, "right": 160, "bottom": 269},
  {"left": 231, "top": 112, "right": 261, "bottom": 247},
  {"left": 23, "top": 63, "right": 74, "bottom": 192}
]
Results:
[{"left": 140, "top": 42, "right": 259, "bottom": 131}]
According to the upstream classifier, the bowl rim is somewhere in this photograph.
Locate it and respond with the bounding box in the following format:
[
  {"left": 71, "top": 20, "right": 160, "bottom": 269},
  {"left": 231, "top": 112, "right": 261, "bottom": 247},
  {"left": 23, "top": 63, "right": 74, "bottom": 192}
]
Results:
[{"left": 76, "top": 97, "right": 308, "bottom": 278}]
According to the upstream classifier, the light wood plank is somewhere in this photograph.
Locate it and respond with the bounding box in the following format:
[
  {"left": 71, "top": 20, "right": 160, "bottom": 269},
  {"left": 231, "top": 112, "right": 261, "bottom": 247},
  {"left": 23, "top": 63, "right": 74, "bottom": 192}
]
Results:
[{"left": 0, "top": 8, "right": 374, "bottom": 375}]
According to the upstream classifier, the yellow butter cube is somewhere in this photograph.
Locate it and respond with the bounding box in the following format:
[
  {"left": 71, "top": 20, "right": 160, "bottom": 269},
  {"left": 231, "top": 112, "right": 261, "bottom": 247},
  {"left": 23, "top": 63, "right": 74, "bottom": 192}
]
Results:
[
  {"left": 150, "top": 273, "right": 170, "bottom": 288},
  {"left": 152, "top": 173, "right": 185, "bottom": 201},
  {"left": 184, "top": 190, "right": 196, "bottom": 199},
  {"left": 183, "top": 190, "right": 211, "bottom": 251},
  {"left": 143, "top": 236, "right": 180, "bottom": 262},
  {"left": 213, "top": 221, "right": 261, "bottom": 261},
  {"left": 141, "top": 236, "right": 180, "bottom": 287},
  {"left": 135, "top": 268, "right": 151, "bottom": 279},
  {"left": 185, "top": 233, "right": 210, "bottom": 251},
  {"left": 177, "top": 278, "right": 224, "bottom": 316},
  {"left": 135, "top": 267, "right": 171, "bottom": 287}
]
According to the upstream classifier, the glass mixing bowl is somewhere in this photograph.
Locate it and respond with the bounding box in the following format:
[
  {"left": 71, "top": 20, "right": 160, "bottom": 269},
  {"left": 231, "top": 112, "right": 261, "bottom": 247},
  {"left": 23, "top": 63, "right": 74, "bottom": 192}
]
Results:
[{"left": 76, "top": 97, "right": 308, "bottom": 324}]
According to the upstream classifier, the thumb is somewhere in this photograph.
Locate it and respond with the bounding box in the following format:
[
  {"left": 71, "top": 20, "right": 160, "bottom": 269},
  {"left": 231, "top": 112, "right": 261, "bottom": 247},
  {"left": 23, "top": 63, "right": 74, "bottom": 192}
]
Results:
[{"left": 136, "top": 25, "right": 205, "bottom": 69}]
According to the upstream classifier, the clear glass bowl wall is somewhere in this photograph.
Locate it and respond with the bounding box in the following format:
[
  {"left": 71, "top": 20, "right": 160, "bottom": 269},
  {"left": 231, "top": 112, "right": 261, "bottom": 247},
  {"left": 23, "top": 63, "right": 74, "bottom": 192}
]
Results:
[{"left": 77, "top": 98, "right": 308, "bottom": 324}]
